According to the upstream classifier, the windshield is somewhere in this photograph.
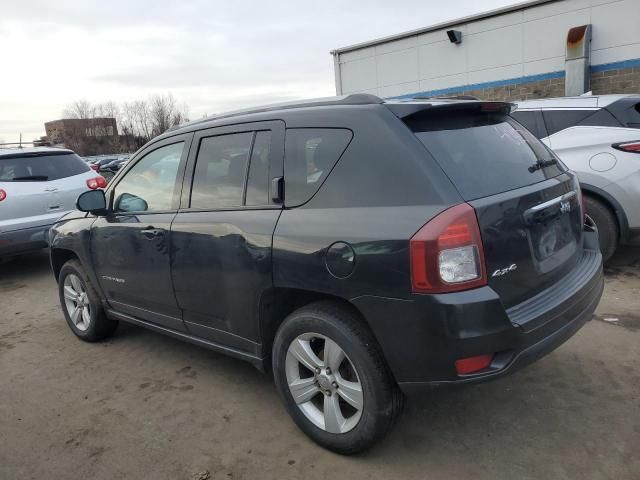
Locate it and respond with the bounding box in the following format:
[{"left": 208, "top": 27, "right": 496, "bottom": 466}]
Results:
[
  {"left": 0, "top": 153, "right": 90, "bottom": 182},
  {"left": 406, "top": 111, "right": 565, "bottom": 200}
]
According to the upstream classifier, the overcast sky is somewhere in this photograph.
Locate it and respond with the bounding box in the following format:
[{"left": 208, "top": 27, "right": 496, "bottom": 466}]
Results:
[{"left": 0, "top": 0, "right": 518, "bottom": 142}]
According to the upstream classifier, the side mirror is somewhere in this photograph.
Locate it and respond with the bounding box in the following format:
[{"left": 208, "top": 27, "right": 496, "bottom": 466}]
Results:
[{"left": 77, "top": 190, "right": 108, "bottom": 216}]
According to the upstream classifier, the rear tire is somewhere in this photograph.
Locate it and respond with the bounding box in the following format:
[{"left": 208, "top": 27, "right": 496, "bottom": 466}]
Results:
[
  {"left": 583, "top": 195, "right": 618, "bottom": 262},
  {"left": 58, "top": 259, "right": 118, "bottom": 342},
  {"left": 272, "top": 301, "right": 403, "bottom": 454}
]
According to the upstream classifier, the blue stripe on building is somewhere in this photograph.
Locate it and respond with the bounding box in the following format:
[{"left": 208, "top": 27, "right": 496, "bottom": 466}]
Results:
[{"left": 391, "top": 57, "right": 640, "bottom": 100}]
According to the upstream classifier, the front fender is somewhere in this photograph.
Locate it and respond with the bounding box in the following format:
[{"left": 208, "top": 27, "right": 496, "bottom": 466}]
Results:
[{"left": 49, "top": 215, "right": 105, "bottom": 301}]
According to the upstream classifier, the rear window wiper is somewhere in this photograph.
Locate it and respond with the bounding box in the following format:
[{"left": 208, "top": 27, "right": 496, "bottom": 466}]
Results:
[
  {"left": 528, "top": 158, "right": 557, "bottom": 173},
  {"left": 11, "top": 175, "right": 49, "bottom": 181}
]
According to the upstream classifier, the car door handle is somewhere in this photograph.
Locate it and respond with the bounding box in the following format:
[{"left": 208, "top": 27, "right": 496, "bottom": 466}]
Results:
[
  {"left": 44, "top": 187, "right": 58, "bottom": 192},
  {"left": 140, "top": 227, "right": 164, "bottom": 239}
]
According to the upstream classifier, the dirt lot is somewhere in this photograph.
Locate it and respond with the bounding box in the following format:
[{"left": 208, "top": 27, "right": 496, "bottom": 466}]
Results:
[{"left": 1, "top": 248, "right": 639, "bottom": 480}]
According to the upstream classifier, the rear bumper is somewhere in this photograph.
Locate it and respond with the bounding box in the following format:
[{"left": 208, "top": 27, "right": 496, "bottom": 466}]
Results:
[
  {"left": 353, "top": 238, "right": 604, "bottom": 394},
  {"left": 0, "top": 224, "right": 51, "bottom": 256}
]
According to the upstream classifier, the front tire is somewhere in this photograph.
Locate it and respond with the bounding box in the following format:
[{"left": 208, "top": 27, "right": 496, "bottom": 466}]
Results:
[
  {"left": 58, "top": 259, "right": 118, "bottom": 341},
  {"left": 584, "top": 195, "right": 618, "bottom": 262},
  {"left": 272, "top": 301, "right": 402, "bottom": 454}
]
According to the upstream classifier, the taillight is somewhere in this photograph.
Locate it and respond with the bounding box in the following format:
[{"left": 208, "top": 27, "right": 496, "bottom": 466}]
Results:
[
  {"left": 571, "top": 174, "right": 585, "bottom": 222},
  {"left": 0, "top": 189, "right": 6, "bottom": 202},
  {"left": 410, "top": 203, "right": 487, "bottom": 293},
  {"left": 612, "top": 141, "right": 640, "bottom": 153},
  {"left": 90, "top": 164, "right": 100, "bottom": 171},
  {"left": 86, "top": 176, "right": 107, "bottom": 190}
]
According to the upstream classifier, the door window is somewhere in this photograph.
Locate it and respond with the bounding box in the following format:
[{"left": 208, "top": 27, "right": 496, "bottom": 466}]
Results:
[
  {"left": 190, "top": 132, "right": 253, "bottom": 209},
  {"left": 113, "top": 142, "right": 184, "bottom": 212},
  {"left": 245, "top": 131, "right": 272, "bottom": 206}
]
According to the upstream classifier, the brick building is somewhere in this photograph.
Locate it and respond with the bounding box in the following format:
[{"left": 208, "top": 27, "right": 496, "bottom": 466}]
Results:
[
  {"left": 331, "top": 0, "right": 640, "bottom": 101},
  {"left": 44, "top": 118, "right": 119, "bottom": 156}
]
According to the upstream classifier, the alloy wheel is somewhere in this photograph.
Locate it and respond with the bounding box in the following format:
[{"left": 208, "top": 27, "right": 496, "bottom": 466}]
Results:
[
  {"left": 285, "top": 332, "right": 363, "bottom": 434},
  {"left": 63, "top": 274, "right": 91, "bottom": 331}
]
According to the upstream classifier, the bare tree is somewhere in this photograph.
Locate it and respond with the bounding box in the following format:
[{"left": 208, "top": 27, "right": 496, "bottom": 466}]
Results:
[
  {"left": 63, "top": 100, "right": 95, "bottom": 119},
  {"left": 149, "top": 93, "right": 189, "bottom": 137},
  {"left": 95, "top": 101, "right": 120, "bottom": 120},
  {"left": 61, "top": 94, "right": 189, "bottom": 153}
]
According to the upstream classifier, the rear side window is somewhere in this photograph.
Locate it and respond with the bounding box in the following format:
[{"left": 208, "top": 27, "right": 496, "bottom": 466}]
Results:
[
  {"left": 0, "top": 153, "right": 89, "bottom": 181},
  {"left": 542, "top": 110, "right": 595, "bottom": 136},
  {"left": 619, "top": 102, "right": 640, "bottom": 128},
  {"left": 576, "top": 108, "right": 622, "bottom": 128},
  {"left": 191, "top": 132, "right": 253, "bottom": 209},
  {"left": 511, "top": 110, "right": 545, "bottom": 138},
  {"left": 284, "top": 128, "right": 353, "bottom": 206},
  {"left": 408, "top": 111, "right": 564, "bottom": 200}
]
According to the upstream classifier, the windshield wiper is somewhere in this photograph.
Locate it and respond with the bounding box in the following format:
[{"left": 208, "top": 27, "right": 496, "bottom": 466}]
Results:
[
  {"left": 12, "top": 175, "right": 49, "bottom": 181},
  {"left": 528, "top": 158, "right": 557, "bottom": 173}
]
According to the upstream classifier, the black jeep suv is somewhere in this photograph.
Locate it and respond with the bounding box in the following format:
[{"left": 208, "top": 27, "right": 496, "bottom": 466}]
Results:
[{"left": 50, "top": 95, "right": 604, "bottom": 453}]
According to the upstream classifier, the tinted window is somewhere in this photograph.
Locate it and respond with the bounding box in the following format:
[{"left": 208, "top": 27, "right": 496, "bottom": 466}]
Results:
[
  {"left": 630, "top": 103, "right": 640, "bottom": 128},
  {"left": 0, "top": 153, "right": 89, "bottom": 181},
  {"left": 577, "top": 108, "right": 622, "bottom": 128},
  {"left": 511, "top": 111, "right": 543, "bottom": 138},
  {"left": 114, "top": 142, "right": 184, "bottom": 212},
  {"left": 191, "top": 132, "right": 252, "bottom": 209},
  {"left": 542, "top": 110, "right": 595, "bottom": 136},
  {"left": 245, "top": 131, "right": 271, "bottom": 206},
  {"left": 409, "top": 112, "right": 564, "bottom": 200},
  {"left": 285, "top": 128, "right": 352, "bottom": 206}
]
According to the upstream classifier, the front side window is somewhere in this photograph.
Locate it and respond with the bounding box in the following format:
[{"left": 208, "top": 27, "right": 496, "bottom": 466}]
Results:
[
  {"left": 190, "top": 132, "right": 253, "bottom": 209},
  {"left": 284, "top": 128, "right": 353, "bottom": 206},
  {"left": 113, "top": 142, "right": 184, "bottom": 212}
]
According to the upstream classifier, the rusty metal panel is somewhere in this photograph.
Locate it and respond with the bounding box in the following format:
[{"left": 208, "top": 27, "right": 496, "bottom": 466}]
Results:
[{"left": 565, "top": 24, "right": 592, "bottom": 95}]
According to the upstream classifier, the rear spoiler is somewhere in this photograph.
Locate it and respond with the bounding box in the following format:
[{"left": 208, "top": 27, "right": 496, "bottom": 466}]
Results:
[{"left": 384, "top": 100, "right": 515, "bottom": 119}]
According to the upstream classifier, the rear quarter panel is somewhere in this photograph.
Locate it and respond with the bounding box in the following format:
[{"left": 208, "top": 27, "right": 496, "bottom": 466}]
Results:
[{"left": 273, "top": 104, "right": 462, "bottom": 301}]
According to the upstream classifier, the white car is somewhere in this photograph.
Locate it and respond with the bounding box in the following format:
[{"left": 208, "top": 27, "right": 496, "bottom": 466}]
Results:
[
  {"left": 0, "top": 147, "right": 105, "bottom": 257},
  {"left": 512, "top": 94, "right": 640, "bottom": 260}
]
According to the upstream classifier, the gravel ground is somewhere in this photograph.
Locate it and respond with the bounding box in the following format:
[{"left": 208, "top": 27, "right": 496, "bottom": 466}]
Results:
[{"left": 1, "top": 248, "right": 639, "bottom": 480}]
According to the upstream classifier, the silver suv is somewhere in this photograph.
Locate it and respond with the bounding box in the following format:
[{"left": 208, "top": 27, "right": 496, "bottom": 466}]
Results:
[
  {"left": 0, "top": 147, "right": 104, "bottom": 257},
  {"left": 512, "top": 94, "right": 640, "bottom": 260}
]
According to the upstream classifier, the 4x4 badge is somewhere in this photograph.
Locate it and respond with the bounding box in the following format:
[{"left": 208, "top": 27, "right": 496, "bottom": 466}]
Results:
[{"left": 492, "top": 264, "right": 518, "bottom": 277}]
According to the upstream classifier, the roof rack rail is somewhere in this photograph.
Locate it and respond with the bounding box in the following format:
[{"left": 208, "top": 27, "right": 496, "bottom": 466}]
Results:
[
  {"left": 0, "top": 141, "right": 54, "bottom": 149},
  {"left": 412, "top": 95, "right": 480, "bottom": 101},
  {"left": 170, "top": 93, "right": 384, "bottom": 132}
]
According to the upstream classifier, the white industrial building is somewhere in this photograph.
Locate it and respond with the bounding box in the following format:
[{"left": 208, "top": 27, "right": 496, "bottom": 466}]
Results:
[{"left": 331, "top": 0, "right": 640, "bottom": 101}]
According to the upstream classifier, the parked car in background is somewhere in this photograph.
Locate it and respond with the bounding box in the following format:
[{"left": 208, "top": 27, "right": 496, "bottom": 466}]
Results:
[
  {"left": 50, "top": 95, "right": 603, "bottom": 453},
  {"left": 0, "top": 147, "right": 106, "bottom": 257},
  {"left": 512, "top": 94, "right": 640, "bottom": 260}
]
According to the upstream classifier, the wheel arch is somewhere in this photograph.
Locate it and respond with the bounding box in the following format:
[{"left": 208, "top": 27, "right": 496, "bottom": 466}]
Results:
[
  {"left": 258, "top": 288, "right": 380, "bottom": 372},
  {"left": 51, "top": 248, "right": 80, "bottom": 281},
  {"left": 580, "top": 183, "right": 628, "bottom": 241}
]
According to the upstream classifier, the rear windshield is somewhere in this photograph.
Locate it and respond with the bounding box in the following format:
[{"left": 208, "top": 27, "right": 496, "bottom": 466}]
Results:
[
  {"left": 407, "top": 111, "right": 565, "bottom": 200},
  {"left": 0, "top": 153, "right": 89, "bottom": 182}
]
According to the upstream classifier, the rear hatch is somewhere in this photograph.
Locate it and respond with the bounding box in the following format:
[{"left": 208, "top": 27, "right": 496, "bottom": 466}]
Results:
[
  {"left": 402, "top": 102, "right": 583, "bottom": 308},
  {"left": 0, "top": 151, "right": 92, "bottom": 231}
]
